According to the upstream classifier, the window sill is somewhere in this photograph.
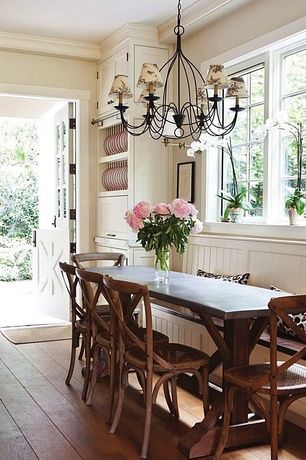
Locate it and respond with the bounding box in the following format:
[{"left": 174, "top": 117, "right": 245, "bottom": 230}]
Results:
[{"left": 202, "top": 221, "right": 306, "bottom": 241}]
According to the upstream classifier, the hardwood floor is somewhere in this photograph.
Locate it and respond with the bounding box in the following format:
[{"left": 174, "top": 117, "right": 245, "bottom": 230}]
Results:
[{"left": 0, "top": 333, "right": 305, "bottom": 460}]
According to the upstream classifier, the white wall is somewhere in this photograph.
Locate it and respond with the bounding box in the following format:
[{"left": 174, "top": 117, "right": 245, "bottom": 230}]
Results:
[{"left": 0, "top": 50, "right": 98, "bottom": 251}]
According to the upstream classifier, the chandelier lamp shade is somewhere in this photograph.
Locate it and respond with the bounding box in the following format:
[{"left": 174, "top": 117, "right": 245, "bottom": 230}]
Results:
[{"left": 108, "top": 0, "right": 248, "bottom": 141}]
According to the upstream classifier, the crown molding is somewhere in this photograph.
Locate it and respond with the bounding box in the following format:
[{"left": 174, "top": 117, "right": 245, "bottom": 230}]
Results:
[
  {"left": 158, "top": 0, "right": 252, "bottom": 43},
  {"left": 99, "top": 23, "right": 159, "bottom": 58},
  {"left": 0, "top": 31, "right": 101, "bottom": 61}
]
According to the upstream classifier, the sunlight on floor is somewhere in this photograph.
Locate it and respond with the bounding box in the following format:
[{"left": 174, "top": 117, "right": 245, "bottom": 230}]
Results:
[{"left": 0, "top": 279, "right": 66, "bottom": 328}]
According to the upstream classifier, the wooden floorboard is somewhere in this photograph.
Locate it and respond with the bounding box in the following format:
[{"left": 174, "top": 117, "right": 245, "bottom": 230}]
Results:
[{"left": 1, "top": 334, "right": 306, "bottom": 460}]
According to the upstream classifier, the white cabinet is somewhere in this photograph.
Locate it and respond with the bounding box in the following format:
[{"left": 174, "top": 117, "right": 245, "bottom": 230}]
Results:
[
  {"left": 95, "top": 27, "right": 172, "bottom": 264},
  {"left": 97, "top": 194, "right": 128, "bottom": 240},
  {"left": 97, "top": 46, "right": 128, "bottom": 117}
]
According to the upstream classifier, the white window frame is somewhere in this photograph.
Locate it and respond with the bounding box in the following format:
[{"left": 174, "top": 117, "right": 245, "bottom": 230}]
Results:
[{"left": 201, "top": 26, "right": 306, "bottom": 237}]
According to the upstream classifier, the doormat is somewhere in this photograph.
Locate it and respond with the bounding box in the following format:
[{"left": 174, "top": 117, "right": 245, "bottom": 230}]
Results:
[{"left": 1, "top": 324, "right": 72, "bottom": 344}]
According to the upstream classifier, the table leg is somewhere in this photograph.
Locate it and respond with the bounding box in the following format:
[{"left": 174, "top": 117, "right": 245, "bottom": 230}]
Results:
[{"left": 178, "top": 317, "right": 268, "bottom": 458}]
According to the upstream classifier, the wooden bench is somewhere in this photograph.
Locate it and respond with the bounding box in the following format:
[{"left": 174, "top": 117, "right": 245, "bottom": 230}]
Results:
[{"left": 152, "top": 300, "right": 306, "bottom": 359}]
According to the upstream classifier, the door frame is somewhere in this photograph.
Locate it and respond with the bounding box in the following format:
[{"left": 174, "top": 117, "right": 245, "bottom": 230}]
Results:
[{"left": 0, "top": 82, "right": 91, "bottom": 253}]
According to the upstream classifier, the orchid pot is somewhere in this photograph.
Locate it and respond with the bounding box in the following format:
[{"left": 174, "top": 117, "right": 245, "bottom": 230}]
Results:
[{"left": 229, "top": 207, "right": 244, "bottom": 223}]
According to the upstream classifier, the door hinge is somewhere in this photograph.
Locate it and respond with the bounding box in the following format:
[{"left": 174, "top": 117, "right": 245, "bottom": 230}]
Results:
[
  {"left": 97, "top": 101, "right": 99, "bottom": 110},
  {"left": 69, "top": 163, "right": 76, "bottom": 175},
  {"left": 97, "top": 71, "right": 99, "bottom": 79},
  {"left": 70, "top": 242, "right": 76, "bottom": 254},
  {"left": 32, "top": 230, "right": 36, "bottom": 247},
  {"left": 69, "top": 118, "right": 76, "bottom": 129},
  {"left": 69, "top": 209, "right": 76, "bottom": 220},
  {"left": 126, "top": 52, "right": 129, "bottom": 62}
]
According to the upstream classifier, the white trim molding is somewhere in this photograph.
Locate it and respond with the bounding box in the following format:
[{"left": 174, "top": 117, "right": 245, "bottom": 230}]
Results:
[{"left": 0, "top": 31, "right": 101, "bottom": 61}]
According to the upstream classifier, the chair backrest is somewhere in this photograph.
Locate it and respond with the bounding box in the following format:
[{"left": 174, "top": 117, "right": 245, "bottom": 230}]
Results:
[
  {"left": 59, "top": 261, "right": 85, "bottom": 322},
  {"left": 269, "top": 295, "right": 306, "bottom": 378},
  {"left": 72, "top": 252, "right": 126, "bottom": 269},
  {"left": 103, "top": 276, "right": 172, "bottom": 370},
  {"left": 75, "top": 268, "right": 111, "bottom": 335}
]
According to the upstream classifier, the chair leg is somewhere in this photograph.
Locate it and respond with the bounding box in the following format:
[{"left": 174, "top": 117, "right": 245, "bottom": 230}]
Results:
[
  {"left": 106, "top": 348, "right": 116, "bottom": 425},
  {"left": 65, "top": 329, "right": 78, "bottom": 385},
  {"left": 163, "top": 379, "right": 179, "bottom": 418},
  {"left": 86, "top": 344, "right": 99, "bottom": 405},
  {"left": 212, "top": 385, "right": 237, "bottom": 460},
  {"left": 81, "top": 334, "right": 92, "bottom": 400},
  {"left": 78, "top": 335, "right": 85, "bottom": 360},
  {"left": 141, "top": 370, "right": 153, "bottom": 459},
  {"left": 109, "top": 356, "right": 126, "bottom": 434},
  {"left": 171, "top": 377, "right": 179, "bottom": 419},
  {"left": 270, "top": 392, "right": 279, "bottom": 460}
]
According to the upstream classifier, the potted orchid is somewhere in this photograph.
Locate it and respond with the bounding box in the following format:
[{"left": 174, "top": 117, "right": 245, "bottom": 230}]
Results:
[
  {"left": 187, "top": 134, "right": 254, "bottom": 222},
  {"left": 257, "top": 114, "right": 305, "bottom": 224},
  {"left": 125, "top": 199, "right": 203, "bottom": 282}
]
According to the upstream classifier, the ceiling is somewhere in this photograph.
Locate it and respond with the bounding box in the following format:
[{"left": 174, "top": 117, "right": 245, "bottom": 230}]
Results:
[{"left": 0, "top": 0, "right": 198, "bottom": 43}]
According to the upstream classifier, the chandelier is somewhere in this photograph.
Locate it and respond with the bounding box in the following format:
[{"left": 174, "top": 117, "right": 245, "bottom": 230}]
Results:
[{"left": 108, "top": 0, "right": 247, "bottom": 141}]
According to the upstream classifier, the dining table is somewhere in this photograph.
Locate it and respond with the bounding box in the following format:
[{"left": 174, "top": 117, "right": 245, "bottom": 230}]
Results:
[{"left": 87, "top": 265, "right": 288, "bottom": 459}]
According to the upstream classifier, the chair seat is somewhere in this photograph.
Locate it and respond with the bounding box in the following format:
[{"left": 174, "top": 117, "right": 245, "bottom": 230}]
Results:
[
  {"left": 225, "top": 362, "right": 306, "bottom": 394},
  {"left": 126, "top": 342, "right": 209, "bottom": 372},
  {"left": 130, "top": 326, "right": 169, "bottom": 345}
]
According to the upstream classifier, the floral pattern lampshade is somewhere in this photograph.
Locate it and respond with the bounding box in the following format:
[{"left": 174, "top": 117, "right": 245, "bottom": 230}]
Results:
[
  {"left": 225, "top": 77, "right": 248, "bottom": 98},
  {"left": 137, "top": 63, "right": 163, "bottom": 89},
  {"left": 205, "top": 64, "right": 230, "bottom": 89},
  {"left": 109, "top": 74, "right": 133, "bottom": 99},
  {"left": 197, "top": 88, "right": 209, "bottom": 112}
]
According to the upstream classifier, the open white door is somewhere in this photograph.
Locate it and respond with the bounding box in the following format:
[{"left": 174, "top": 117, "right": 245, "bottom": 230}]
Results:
[{"left": 32, "top": 102, "right": 76, "bottom": 321}]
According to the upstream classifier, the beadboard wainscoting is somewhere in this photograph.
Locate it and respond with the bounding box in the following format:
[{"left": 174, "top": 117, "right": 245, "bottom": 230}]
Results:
[{"left": 151, "top": 232, "right": 306, "bottom": 429}]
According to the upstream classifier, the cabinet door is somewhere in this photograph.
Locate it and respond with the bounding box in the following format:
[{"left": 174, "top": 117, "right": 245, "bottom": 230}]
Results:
[
  {"left": 133, "top": 125, "right": 170, "bottom": 204},
  {"left": 97, "top": 195, "right": 128, "bottom": 239},
  {"left": 132, "top": 248, "right": 154, "bottom": 267},
  {"left": 98, "top": 48, "right": 128, "bottom": 117}
]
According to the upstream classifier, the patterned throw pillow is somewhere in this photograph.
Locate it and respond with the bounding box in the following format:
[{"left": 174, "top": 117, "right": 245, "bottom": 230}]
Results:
[
  {"left": 197, "top": 269, "right": 250, "bottom": 285},
  {"left": 270, "top": 286, "right": 306, "bottom": 340}
]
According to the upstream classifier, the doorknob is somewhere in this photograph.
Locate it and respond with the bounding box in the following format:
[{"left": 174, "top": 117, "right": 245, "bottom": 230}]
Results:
[{"left": 52, "top": 215, "right": 57, "bottom": 228}]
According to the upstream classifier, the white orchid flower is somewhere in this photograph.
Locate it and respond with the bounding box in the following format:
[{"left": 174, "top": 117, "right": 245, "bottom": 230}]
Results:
[{"left": 186, "top": 148, "right": 195, "bottom": 157}]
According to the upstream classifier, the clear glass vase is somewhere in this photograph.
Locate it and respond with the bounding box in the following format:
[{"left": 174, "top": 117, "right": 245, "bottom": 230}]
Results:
[{"left": 154, "top": 249, "right": 170, "bottom": 283}]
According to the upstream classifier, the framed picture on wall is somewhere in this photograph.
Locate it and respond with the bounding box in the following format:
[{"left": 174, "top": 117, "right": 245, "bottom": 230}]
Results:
[{"left": 176, "top": 161, "right": 195, "bottom": 203}]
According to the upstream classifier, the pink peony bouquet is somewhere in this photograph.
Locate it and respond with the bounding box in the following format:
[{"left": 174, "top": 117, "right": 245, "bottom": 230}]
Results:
[{"left": 125, "top": 198, "right": 203, "bottom": 256}]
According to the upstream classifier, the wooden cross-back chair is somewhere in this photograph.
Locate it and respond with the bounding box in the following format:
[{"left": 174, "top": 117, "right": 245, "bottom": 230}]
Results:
[
  {"left": 75, "top": 268, "right": 116, "bottom": 422},
  {"left": 72, "top": 252, "right": 126, "bottom": 269},
  {"left": 59, "top": 262, "right": 90, "bottom": 400},
  {"left": 213, "top": 295, "right": 306, "bottom": 460},
  {"left": 75, "top": 269, "right": 169, "bottom": 422},
  {"left": 103, "top": 275, "right": 210, "bottom": 460}
]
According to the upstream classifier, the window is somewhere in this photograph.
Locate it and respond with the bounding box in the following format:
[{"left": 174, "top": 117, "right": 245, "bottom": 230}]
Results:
[
  {"left": 222, "top": 64, "right": 265, "bottom": 217},
  {"left": 215, "top": 35, "right": 306, "bottom": 224},
  {"left": 280, "top": 48, "right": 306, "bottom": 213}
]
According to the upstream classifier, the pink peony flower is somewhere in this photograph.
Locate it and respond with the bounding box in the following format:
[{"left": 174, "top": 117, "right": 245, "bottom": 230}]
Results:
[
  {"left": 125, "top": 210, "right": 143, "bottom": 233},
  {"left": 133, "top": 201, "right": 153, "bottom": 219},
  {"left": 189, "top": 204, "right": 199, "bottom": 217},
  {"left": 154, "top": 202, "right": 171, "bottom": 215},
  {"left": 191, "top": 218, "right": 203, "bottom": 234},
  {"left": 125, "top": 209, "right": 134, "bottom": 224},
  {"left": 170, "top": 198, "right": 192, "bottom": 219}
]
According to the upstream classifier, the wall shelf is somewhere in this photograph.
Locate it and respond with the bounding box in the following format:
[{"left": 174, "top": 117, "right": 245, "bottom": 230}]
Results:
[
  {"left": 98, "top": 151, "right": 128, "bottom": 164},
  {"left": 98, "top": 190, "right": 128, "bottom": 198}
]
